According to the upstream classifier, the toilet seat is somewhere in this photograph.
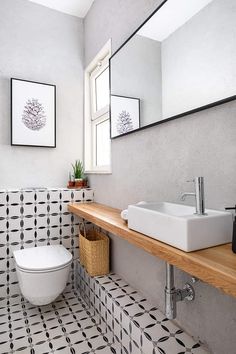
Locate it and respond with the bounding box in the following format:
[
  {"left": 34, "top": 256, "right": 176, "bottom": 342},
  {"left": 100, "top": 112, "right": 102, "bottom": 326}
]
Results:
[
  {"left": 16, "top": 263, "right": 71, "bottom": 274},
  {"left": 13, "top": 245, "right": 73, "bottom": 273}
]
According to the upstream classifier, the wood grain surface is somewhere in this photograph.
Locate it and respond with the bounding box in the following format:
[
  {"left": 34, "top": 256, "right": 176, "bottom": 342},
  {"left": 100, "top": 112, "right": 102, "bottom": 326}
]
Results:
[{"left": 68, "top": 202, "right": 236, "bottom": 297}]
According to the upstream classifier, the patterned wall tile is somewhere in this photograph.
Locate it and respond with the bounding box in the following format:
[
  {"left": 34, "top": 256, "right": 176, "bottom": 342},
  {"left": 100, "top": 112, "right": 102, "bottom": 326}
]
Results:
[
  {"left": 77, "top": 262, "right": 210, "bottom": 354},
  {"left": 0, "top": 188, "right": 94, "bottom": 299}
]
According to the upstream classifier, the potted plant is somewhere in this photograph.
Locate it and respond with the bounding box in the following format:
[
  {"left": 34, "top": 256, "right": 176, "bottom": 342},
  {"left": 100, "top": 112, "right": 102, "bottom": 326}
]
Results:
[
  {"left": 82, "top": 176, "right": 88, "bottom": 188},
  {"left": 72, "top": 160, "right": 84, "bottom": 188},
  {"left": 68, "top": 172, "right": 75, "bottom": 188}
]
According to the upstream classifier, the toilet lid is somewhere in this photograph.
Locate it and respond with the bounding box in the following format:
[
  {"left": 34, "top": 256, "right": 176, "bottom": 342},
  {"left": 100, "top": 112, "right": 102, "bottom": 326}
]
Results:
[{"left": 13, "top": 245, "right": 73, "bottom": 271}]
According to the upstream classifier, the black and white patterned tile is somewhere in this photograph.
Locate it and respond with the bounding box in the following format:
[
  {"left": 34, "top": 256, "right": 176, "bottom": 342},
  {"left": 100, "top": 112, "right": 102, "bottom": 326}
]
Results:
[
  {"left": 0, "top": 187, "right": 94, "bottom": 300},
  {"left": 0, "top": 188, "right": 210, "bottom": 353},
  {"left": 77, "top": 263, "right": 210, "bottom": 354},
  {"left": 0, "top": 288, "right": 121, "bottom": 354}
]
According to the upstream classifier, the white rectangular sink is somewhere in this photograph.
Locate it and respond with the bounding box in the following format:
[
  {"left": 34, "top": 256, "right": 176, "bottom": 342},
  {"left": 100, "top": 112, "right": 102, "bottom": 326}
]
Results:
[{"left": 128, "top": 202, "right": 233, "bottom": 252}]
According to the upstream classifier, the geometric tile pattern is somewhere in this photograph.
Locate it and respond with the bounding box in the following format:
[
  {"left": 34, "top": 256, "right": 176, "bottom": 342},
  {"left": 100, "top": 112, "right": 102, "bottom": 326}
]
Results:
[
  {"left": 0, "top": 287, "right": 121, "bottom": 354},
  {"left": 0, "top": 189, "right": 210, "bottom": 353},
  {"left": 77, "top": 262, "right": 210, "bottom": 354},
  {"left": 0, "top": 188, "right": 93, "bottom": 300}
]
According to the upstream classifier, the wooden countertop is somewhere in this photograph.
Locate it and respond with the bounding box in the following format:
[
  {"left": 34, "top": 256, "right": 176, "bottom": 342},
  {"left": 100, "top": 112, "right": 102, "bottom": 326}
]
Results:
[{"left": 68, "top": 202, "right": 236, "bottom": 298}]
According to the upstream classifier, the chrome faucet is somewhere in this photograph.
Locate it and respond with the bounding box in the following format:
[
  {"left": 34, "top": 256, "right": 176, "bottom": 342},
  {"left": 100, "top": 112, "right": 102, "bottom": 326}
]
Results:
[{"left": 180, "top": 177, "right": 206, "bottom": 215}]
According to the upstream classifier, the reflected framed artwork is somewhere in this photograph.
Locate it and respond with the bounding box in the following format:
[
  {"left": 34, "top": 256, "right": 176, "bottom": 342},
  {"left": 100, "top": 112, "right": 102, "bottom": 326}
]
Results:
[
  {"left": 110, "top": 95, "right": 140, "bottom": 138},
  {"left": 110, "top": 0, "right": 236, "bottom": 137},
  {"left": 11, "top": 78, "right": 56, "bottom": 147}
]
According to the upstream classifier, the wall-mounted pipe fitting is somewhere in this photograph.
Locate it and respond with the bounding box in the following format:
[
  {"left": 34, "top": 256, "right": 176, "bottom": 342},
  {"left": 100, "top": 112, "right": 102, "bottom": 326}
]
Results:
[{"left": 165, "top": 263, "right": 195, "bottom": 320}]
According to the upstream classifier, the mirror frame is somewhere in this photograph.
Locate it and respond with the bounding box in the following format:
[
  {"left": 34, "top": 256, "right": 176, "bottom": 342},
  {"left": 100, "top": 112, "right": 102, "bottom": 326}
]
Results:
[{"left": 109, "top": 0, "right": 236, "bottom": 139}]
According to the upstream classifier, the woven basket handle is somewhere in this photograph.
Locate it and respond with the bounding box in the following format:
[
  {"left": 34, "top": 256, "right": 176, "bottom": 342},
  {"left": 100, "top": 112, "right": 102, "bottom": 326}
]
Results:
[{"left": 79, "top": 219, "right": 87, "bottom": 238}]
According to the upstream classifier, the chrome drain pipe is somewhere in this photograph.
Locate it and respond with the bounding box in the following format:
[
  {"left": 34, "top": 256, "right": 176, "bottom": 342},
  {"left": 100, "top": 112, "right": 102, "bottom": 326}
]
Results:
[
  {"left": 165, "top": 263, "right": 177, "bottom": 319},
  {"left": 165, "top": 262, "right": 195, "bottom": 320}
]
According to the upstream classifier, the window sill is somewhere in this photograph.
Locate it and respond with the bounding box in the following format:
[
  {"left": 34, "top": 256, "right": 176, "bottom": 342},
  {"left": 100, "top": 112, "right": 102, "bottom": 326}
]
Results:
[{"left": 85, "top": 170, "right": 112, "bottom": 175}]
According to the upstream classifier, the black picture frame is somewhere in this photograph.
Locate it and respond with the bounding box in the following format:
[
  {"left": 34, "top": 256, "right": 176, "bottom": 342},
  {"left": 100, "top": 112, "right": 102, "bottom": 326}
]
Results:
[
  {"left": 11, "top": 78, "right": 56, "bottom": 148},
  {"left": 109, "top": 0, "right": 236, "bottom": 139},
  {"left": 110, "top": 94, "right": 140, "bottom": 138}
]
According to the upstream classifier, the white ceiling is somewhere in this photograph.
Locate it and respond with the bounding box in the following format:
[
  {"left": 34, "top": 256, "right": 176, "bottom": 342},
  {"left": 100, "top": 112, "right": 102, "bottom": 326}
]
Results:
[
  {"left": 27, "top": 0, "right": 95, "bottom": 18},
  {"left": 138, "top": 0, "right": 213, "bottom": 42}
]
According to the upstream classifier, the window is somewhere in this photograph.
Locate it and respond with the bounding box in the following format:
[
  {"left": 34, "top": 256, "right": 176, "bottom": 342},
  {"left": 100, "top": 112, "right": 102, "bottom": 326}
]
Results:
[{"left": 84, "top": 40, "right": 112, "bottom": 173}]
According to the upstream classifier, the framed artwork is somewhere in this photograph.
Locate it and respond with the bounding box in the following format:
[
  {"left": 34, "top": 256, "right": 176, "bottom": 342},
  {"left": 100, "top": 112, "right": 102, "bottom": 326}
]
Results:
[
  {"left": 110, "top": 95, "right": 140, "bottom": 138},
  {"left": 11, "top": 78, "right": 56, "bottom": 147}
]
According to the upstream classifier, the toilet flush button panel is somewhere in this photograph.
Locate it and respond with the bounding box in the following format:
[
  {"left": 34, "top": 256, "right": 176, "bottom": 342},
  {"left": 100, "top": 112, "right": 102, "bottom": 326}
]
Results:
[{"left": 13, "top": 245, "right": 72, "bottom": 271}]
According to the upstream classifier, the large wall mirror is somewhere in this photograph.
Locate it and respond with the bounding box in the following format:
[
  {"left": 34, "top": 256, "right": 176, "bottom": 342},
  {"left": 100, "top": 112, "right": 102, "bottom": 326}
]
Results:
[{"left": 110, "top": 0, "right": 236, "bottom": 138}]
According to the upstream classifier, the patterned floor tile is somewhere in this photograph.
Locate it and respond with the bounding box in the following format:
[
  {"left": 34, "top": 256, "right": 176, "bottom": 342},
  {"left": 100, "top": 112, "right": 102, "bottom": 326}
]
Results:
[
  {"left": 0, "top": 289, "right": 119, "bottom": 354},
  {"left": 94, "top": 343, "right": 123, "bottom": 354},
  {"left": 33, "top": 342, "right": 51, "bottom": 354}
]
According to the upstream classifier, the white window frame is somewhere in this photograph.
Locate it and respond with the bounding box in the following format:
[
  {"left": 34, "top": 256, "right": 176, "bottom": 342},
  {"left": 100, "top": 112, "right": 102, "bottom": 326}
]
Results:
[{"left": 84, "top": 40, "right": 112, "bottom": 174}]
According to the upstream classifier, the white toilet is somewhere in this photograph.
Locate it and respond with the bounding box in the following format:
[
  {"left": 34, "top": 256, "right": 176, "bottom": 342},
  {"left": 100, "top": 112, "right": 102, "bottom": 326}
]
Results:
[{"left": 13, "top": 245, "right": 73, "bottom": 306}]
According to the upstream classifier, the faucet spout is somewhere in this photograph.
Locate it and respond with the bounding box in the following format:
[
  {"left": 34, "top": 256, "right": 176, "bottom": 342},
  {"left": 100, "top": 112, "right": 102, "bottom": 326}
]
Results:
[{"left": 180, "top": 192, "right": 195, "bottom": 201}]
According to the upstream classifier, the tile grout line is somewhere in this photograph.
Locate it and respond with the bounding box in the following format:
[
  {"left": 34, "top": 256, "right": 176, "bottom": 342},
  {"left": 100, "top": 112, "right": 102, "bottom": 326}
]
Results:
[
  {"left": 36, "top": 305, "right": 56, "bottom": 354},
  {"left": 51, "top": 300, "right": 76, "bottom": 354},
  {"left": 61, "top": 291, "right": 114, "bottom": 353},
  {"left": 20, "top": 297, "right": 35, "bottom": 353}
]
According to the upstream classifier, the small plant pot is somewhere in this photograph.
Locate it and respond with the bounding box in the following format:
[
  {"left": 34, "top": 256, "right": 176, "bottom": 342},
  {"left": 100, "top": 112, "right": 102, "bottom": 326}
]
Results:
[
  {"left": 75, "top": 179, "right": 83, "bottom": 188},
  {"left": 83, "top": 179, "right": 88, "bottom": 188},
  {"left": 68, "top": 181, "right": 75, "bottom": 188}
]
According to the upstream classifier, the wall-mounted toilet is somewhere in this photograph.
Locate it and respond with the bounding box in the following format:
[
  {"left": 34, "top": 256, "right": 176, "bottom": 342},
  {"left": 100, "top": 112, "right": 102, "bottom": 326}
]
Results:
[{"left": 13, "top": 245, "right": 73, "bottom": 306}]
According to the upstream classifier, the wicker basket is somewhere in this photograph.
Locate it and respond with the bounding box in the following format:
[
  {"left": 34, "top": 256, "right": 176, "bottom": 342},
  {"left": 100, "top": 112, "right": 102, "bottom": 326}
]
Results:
[{"left": 79, "top": 225, "right": 109, "bottom": 276}]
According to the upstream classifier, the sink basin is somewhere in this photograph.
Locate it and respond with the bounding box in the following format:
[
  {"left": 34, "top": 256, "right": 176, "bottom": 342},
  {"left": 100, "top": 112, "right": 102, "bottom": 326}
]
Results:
[{"left": 127, "top": 202, "right": 233, "bottom": 252}]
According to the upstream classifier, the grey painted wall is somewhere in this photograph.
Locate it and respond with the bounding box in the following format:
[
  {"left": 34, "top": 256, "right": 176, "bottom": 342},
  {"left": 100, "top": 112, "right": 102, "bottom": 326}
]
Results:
[
  {"left": 162, "top": 0, "right": 236, "bottom": 118},
  {"left": 111, "top": 35, "right": 162, "bottom": 126},
  {"left": 0, "top": 0, "right": 84, "bottom": 189},
  {"left": 84, "top": 1, "right": 236, "bottom": 353}
]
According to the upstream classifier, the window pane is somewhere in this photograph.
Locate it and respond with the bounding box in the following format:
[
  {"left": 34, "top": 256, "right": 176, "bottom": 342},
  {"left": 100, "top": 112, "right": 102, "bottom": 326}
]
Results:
[
  {"left": 96, "top": 119, "right": 110, "bottom": 166},
  {"left": 95, "top": 67, "right": 109, "bottom": 111}
]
